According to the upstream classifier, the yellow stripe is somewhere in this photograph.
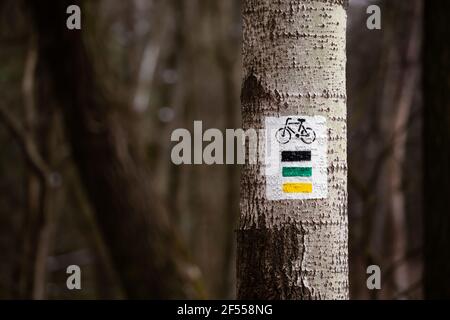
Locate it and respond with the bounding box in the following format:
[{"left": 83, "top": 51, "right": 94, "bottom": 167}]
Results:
[{"left": 282, "top": 183, "right": 313, "bottom": 193}]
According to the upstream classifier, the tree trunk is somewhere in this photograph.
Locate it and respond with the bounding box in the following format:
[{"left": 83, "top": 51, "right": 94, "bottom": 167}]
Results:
[
  {"left": 237, "top": 0, "right": 349, "bottom": 299},
  {"left": 423, "top": 0, "right": 450, "bottom": 299},
  {"left": 384, "top": 0, "right": 421, "bottom": 298},
  {"left": 213, "top": 0, "right": 240, "bottom": 299},
  {"left": 27, "top": 0, "right": 203, "bottom": 299}
]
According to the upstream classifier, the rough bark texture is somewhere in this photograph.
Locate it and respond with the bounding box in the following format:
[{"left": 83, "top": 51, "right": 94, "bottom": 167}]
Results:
[
  {"left": 423, "top": 0, "right": 450, "bottom": 299},
  {"left": 27, "top": 0, "right": 203, "bottom": 299},
  {"left": 238, "top": 0, "right": 348, "bottom": 299}
]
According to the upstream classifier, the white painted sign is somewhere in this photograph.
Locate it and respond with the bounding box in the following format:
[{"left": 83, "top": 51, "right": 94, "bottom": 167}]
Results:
[{"left": 265, "top": 115, "right": 328, "bottom": 200}]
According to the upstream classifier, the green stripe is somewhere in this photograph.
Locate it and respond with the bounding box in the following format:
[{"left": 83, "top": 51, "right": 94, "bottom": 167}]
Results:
[{"left": 282, "top": 167, "right": 312, "bottom": 177}]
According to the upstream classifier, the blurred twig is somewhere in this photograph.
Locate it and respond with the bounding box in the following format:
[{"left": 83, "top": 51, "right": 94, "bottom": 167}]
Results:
[{"left": 0, "top": 103, "right": 51, "bottom": 182}]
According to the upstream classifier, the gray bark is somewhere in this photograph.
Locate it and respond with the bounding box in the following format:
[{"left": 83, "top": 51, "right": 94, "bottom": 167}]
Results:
[{"left": 238, "top": 0, "right": 349, "bottom": 299}]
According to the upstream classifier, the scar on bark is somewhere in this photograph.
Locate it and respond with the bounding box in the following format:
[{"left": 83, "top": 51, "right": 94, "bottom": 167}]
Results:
[
  {"left": 237, "top": 225, "right": 312, "bottom": 299},
  {"left": 241, "top": 73, "right": 281, "bottom": 112}
]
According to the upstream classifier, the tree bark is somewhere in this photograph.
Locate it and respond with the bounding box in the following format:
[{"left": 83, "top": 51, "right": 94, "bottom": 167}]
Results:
[
  {"left": 237, "top": 0, "right": 348, "bottom": 299},
  {"left": 423, "top": 0, "right": 450, "bottom": 299},
  {"left": 27, "top": 0, "right": 203, "bottom": 299}
]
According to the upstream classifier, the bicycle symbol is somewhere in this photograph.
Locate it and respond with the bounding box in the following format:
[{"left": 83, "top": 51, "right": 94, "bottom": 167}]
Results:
[{"left": 275, "top": 117, "right": 316, "bottom": 145}]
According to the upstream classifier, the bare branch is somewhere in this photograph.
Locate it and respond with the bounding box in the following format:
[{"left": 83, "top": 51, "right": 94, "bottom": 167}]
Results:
[{"left": 0, "top": 104, "right": 51, "bottom": 182}]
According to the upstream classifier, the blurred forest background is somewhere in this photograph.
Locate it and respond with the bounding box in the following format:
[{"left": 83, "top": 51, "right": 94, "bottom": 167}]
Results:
[{"left": 0, "top": 0, "right": 429, "bottom": 299}]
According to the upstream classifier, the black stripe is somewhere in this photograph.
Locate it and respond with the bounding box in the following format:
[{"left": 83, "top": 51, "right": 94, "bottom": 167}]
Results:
[{"left": 281, "top": 151, "right": 311, "bottom": 162}]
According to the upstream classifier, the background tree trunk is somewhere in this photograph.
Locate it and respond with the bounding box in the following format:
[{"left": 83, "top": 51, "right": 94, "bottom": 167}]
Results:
[
  {"left": 27, "top": 0, "right": 203, "bottom": 299},
  {"left": 237, "top": 0, "right": 349, "bottom": 299},
  {"left": 423, "top": 0, "right": 450, "bottom": 299}
]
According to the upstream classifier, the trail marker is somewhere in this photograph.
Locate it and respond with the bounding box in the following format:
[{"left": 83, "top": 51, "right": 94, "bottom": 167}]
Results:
[{"left": 265, "top": 115, "right": 328, "bottom": 200}]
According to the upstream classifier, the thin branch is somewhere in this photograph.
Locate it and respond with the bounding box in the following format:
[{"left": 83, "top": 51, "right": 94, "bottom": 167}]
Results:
[
  {"left": 0, "top": 104, "right": 51, "bottom": 182},
  {"left": 132, "top": 1, "right": 169, "bottom": 113}
]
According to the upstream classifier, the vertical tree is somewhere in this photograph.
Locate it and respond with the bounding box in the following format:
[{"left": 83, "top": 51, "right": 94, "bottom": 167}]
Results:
[
  {"left": 423, "top": 0, "right": 450, "bottom": 299},
  {"left": 237, "top": 0, "right": 349, "bottom": 299}
]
